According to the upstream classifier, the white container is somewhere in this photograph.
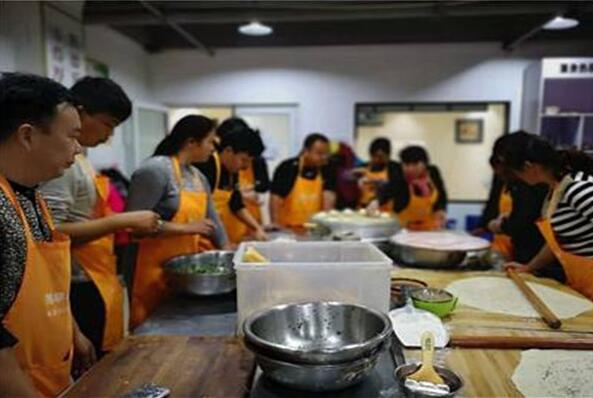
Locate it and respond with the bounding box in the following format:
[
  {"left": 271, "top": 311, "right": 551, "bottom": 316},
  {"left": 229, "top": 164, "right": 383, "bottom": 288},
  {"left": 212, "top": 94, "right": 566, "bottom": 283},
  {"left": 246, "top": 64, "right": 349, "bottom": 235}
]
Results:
[{"left": 234, "top": 241, "right": 392, "bottom": 332}]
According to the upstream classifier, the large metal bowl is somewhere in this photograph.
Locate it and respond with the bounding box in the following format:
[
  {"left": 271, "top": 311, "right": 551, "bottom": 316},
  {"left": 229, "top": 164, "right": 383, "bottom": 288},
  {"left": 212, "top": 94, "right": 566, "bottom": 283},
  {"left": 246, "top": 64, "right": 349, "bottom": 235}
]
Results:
[
  {"left": 255, "top": 350, "right": 380, "bottom": 391},
  {"left": 311, "top": 211, "right": 400, "bottom": 240},
  {"left": 390, "top": 243, "right": 468, "bottom": 269},
  {"left": 163, "top": 251, "right": 235, "bottom": 296},
  {"left": 243, "top": 301, "right": 392, "bottom": 365}
]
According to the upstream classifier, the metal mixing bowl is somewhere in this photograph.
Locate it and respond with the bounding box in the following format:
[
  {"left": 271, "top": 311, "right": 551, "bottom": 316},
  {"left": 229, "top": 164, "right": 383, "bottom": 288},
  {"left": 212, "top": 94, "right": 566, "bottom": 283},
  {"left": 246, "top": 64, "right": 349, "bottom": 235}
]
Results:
[
  {"left": 255, "top": 350, "right": 380, "bottom": 391},
  {"left": 163, "top": 251, "right": 235, "bottom": 296},
  {"left": 243, "top": 301, "right": 392, "bottom": 365},
  {"left": 395, "top": 363, "right": 463, "bottom": 397}
]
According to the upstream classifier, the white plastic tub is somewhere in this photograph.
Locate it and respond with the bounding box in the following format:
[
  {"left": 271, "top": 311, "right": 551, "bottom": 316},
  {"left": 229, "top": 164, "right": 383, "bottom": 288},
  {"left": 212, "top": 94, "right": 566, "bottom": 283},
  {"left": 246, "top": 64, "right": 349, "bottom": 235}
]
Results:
[{"left": 234, "top": 241, "right": 392, "bottom": 332}]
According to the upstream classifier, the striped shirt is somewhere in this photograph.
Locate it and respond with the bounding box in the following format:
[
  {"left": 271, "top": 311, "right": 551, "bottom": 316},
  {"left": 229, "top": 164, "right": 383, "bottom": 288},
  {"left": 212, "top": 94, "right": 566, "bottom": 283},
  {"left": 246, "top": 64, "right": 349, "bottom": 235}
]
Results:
[{"left": 551, "top": 172, "right": 593, "bottom": 258}]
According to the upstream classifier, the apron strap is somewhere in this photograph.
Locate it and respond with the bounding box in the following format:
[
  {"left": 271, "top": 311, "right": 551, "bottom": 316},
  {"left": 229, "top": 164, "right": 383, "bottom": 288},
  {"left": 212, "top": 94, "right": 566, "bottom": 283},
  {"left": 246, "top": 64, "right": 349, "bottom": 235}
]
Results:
[{"left": 76, "top": 154, "right": 97, "bottom": 179}]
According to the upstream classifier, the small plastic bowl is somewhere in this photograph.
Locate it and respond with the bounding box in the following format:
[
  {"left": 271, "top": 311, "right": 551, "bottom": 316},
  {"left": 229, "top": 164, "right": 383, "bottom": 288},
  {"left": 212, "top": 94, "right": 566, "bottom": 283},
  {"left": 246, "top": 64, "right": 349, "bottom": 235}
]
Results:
[{"left": 410, "top": 288, "right": 458, "bottom": 318}]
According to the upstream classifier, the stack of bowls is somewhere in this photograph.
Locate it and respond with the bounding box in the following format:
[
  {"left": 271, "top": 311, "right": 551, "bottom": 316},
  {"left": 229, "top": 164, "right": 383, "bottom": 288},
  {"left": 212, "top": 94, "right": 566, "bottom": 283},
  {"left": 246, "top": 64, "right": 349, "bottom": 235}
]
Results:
[{"left": 243, "top": 301, "right": 392, "bottom": 391}]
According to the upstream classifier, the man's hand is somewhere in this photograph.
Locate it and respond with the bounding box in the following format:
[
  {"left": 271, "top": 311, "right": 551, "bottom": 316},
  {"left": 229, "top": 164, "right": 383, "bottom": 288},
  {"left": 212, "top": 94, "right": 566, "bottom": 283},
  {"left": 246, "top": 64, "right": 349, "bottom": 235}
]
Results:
[
  {"left": 488, "top": 215, "right": 505, "bottom": 234},
  {"left": 253, "top": 227, "right": 269, "bottom": 241},
  {"left": 72, "top": 329, "right": 96, "bottom": 378}
]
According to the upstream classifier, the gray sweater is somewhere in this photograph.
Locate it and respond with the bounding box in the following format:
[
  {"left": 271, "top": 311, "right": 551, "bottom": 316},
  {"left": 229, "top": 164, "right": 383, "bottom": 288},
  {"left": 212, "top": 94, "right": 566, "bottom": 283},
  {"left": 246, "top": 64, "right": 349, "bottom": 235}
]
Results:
[{"left": 126, "top": 156, "right": 228, "bottom": 247}]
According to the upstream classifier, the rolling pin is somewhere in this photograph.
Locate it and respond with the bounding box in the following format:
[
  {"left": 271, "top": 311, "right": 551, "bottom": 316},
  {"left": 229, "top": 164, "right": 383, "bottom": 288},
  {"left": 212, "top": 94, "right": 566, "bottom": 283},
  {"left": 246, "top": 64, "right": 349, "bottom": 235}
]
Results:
[
  {"left": 506, "top": 268, "right": 562, "bottom": 329},
  {"left": 450, "top": 335, "right": 593, "bottom": 350}
]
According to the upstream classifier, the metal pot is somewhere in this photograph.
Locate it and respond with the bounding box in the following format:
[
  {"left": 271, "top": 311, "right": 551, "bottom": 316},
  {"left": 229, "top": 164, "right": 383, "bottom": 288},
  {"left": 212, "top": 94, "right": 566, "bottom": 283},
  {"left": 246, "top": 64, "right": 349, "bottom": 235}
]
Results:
[
  {"left": 243, "top": 301, "right": 392, "bottom": 365},
  {"left": 163, "top": 251, "right": 235, "bottom": 296},
  {"left": 254, "top": 351, "right": 380, "bottom": 392}
]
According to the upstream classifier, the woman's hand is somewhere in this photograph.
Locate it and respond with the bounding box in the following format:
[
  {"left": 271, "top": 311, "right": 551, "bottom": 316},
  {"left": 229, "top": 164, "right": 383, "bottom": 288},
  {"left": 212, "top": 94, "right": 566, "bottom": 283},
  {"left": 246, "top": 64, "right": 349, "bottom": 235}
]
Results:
[
  {"left": 434, "top": 210, "right": 447, "bottom": 228},
  {"left": 184, "top": 220, "right": 215, "bottom": 236},
  {"left": 117, "top": 211, "right": 161, "bottom": 234},
  {"left": 504, "top": 262, "right": 533, "bottom": 274}
]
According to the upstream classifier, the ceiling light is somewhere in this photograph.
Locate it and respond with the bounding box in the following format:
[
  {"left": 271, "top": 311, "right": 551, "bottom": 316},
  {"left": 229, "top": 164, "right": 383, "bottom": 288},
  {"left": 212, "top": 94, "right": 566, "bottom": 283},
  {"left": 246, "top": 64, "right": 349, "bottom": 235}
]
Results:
[
  {"left": 238, "top": 21, "right": 273, "bottom": 36},
  {"left": 543, "top": 16, "right": 579, "bottom": 30}
]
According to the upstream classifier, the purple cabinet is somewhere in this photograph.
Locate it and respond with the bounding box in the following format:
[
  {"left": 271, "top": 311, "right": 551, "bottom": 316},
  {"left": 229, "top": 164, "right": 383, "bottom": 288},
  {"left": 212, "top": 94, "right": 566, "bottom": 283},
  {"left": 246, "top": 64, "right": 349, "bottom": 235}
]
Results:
[
  {"left": 541, "top": 116, "right": 580, "bottom": 148},
  {"left": 543, "top": 78, "right": 593, "bottom": 113}
]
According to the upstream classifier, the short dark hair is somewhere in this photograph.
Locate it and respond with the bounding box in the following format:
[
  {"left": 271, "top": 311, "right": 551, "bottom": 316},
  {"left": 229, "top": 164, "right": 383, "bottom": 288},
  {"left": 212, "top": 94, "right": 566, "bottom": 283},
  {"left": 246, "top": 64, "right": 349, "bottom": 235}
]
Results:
[
  {"left": 70, "top": 77, "right": 132, "bottom": 124},
  {"left": 219, "top": 129, "right": 261, "bottom": 157},
  {"left": 217, "top": 117, "right": 250, "bottom": 137},
  {"left": 370, "top": 137, "right": 391, "bottom": 156},
  {"left": 217, "top": 117, "right": 265, "bottom": 157},
  {"left": 304, "top": 133, "right": 329, "bottom": 150},
  {"left": 400, "top": 145, "right": 429, "bottom": 164},
  {"left": 0, "top": 73, "right": 73, "bottom": 143}
]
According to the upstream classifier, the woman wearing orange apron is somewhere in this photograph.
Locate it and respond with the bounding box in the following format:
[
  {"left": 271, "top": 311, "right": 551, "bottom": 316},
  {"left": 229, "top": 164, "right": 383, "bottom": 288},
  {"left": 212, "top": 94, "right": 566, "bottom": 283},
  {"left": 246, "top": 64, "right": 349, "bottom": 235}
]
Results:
[
  {"left": 197, "top": 129, "right": 268, "bottom": 244},
  {"left": 501, "top": 132, "right": 593, "bottom": 300},
  {"left": 128, "top": 115, "right": 229, "bottom": 328},
  {"left": 490, "top": 185, "right": 514, "bottom": 258},
  {"left": 392, "top": 146, "right": 447, "bottom": 231},
  {"left": 358, "top": 138, "right": 396, "bottom": 210},
  {"left": 270, "top": 133, "right": 335, "bottom": 227}
]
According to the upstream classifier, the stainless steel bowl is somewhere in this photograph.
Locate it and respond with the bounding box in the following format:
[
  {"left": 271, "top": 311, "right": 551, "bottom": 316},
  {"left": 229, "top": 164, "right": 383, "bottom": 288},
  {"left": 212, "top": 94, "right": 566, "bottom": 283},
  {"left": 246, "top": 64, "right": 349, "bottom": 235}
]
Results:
[
  {"left": 163, "top": 251, "right": 235, "bottom": 296},
  {"left": 395, "top": 363, "right": 463, "bottom": 397},
  {"left": 243, "top": 301, "right": 392, "bottom": 365},
  {"left": 391, "top": 243, "right": 468, "bottom": 269},
  {"left": 255, "top": 351, "right": 380, "bottom": 391}
]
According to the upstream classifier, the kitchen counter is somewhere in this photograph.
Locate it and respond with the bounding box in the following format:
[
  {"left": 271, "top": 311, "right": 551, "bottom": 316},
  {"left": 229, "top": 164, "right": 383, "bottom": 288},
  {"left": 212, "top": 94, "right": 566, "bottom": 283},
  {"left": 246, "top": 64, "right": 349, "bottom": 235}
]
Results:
[{"left": 133, "top": 292, "right": 238, "bottom": 336}]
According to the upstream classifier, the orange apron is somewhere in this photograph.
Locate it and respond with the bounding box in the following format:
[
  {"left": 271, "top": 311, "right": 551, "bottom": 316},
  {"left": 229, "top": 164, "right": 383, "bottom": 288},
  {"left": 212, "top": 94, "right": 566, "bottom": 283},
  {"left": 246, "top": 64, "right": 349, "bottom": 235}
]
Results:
[
  {"left": 0, "top": 176, "right": 73, "bottom": 398},
  {"left": 536, "top": 177, "right": 593, "bottom": 300},
  {"left": 72, "top": 155, "right": 124, "bottom": 351},
  {"left": 397, "top": 179, "right": 440, "bottom": 231},
  {"left": 278, "top": 157, "right": 323, "bottom": 227},
  {"left": 239, "top": 163, "right": 262, "bottom": 223},
  {"left": 130, "top": 157, "right": 214, "bottom": 328},
  {"left": 359, "top": 166, "right": 392, "bottom": 211},
  {"left": 212, "top": 153, "right": 248, "bottom": 243},
  {"left": 491, "top": 185, "right": 514, "bottom": 259}
]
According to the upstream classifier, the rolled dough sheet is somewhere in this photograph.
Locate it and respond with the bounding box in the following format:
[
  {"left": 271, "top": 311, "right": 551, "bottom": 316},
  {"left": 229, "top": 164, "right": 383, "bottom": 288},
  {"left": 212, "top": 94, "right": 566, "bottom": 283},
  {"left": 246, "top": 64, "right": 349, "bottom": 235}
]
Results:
[
  {"left": 512, "top": 349, "right": 593, "bottom": 398},
  {"left": 446, "top": 276, "right": 593, "bottom": 319}
]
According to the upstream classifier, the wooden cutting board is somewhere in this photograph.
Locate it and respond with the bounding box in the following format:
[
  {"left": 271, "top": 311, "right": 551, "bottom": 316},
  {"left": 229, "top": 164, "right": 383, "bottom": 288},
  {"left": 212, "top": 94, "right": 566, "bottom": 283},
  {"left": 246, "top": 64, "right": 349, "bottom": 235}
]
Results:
[
  {"left": 392, "top": 269, "right": 593, "bottom": 338},
  {"left": 62, "top": 335, "right": 255, "bottom": 398}
]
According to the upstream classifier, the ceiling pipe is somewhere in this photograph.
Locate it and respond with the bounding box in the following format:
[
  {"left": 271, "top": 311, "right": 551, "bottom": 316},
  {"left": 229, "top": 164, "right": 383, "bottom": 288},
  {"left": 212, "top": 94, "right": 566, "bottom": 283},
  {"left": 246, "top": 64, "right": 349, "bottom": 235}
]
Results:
[{"left": 137, "top": 0, "right": 214, "bottom": 56}]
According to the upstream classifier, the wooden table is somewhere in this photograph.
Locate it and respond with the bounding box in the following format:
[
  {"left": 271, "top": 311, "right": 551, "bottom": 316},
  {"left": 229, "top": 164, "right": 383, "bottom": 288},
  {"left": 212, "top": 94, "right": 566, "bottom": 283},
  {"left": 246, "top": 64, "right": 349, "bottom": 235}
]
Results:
[
  {"left": 62, "top": 335, "right": 255, "bottom": 398},
  {"left": 392, "top": 268, "right": 593, "bottom": 339},
  {"left": 395, "top": 269, "right": 593, "bottom": 397}
]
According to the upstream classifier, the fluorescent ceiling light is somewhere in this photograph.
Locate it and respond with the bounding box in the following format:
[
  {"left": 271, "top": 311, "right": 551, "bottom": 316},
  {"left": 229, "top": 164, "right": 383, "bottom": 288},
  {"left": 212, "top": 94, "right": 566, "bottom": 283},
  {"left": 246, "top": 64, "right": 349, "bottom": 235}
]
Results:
[
  {"left": 543, "top": 16, "right": 579, "bottom": 30},
  {"left": 238, "top": 21, "right": 273, "bottom": 36}
]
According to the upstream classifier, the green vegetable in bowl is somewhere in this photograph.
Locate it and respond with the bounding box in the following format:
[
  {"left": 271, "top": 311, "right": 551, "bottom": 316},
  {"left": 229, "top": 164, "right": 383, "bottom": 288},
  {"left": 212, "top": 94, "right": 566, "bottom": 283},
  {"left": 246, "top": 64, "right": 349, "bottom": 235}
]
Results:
[{"left": 176, "top": 263, "right": 229, "bottom": 275}]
